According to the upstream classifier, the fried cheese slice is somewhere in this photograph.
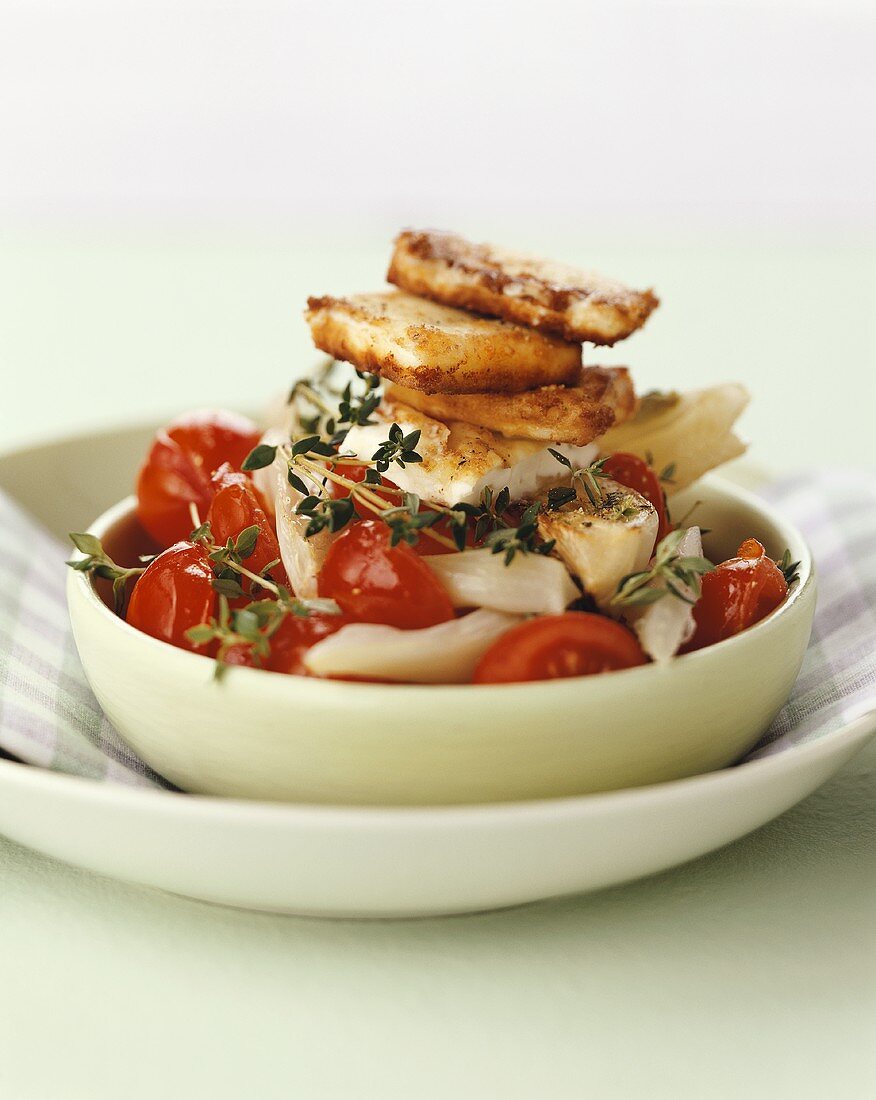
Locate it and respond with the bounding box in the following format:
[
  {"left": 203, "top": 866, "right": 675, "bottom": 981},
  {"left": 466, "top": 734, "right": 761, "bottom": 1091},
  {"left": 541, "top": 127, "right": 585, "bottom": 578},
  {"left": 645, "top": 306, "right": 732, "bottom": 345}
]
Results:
[
  {"left": 305, "top": 290, "right": 581, "bottom": 395},
  {"left": 388, "top": 230, "right": 658, "bottom": 345},
  {"left": 384, "top": 366, "right": 636, "bottom": 447}
]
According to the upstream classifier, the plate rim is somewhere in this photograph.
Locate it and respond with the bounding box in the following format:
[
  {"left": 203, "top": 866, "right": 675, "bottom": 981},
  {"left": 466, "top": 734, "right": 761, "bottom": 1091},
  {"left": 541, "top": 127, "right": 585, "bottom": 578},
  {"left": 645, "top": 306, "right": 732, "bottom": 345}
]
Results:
[{"left": 0, "top": 710, "right": 873, "bottom": 829}]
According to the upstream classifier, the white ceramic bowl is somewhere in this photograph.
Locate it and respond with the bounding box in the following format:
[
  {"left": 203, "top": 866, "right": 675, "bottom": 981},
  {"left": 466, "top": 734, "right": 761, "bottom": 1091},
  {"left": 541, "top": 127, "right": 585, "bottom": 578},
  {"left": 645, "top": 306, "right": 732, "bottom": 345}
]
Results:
[{"left": 67, "top": 477, "right": 815, "bottom": 805}]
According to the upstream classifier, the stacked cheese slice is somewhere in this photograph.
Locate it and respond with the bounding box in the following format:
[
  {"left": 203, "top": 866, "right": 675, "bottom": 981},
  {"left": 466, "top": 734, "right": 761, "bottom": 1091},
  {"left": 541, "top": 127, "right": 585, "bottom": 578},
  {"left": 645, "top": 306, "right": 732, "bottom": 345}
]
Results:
[{"left": 305, "top": 229, "right": 746, "bottom": 508}]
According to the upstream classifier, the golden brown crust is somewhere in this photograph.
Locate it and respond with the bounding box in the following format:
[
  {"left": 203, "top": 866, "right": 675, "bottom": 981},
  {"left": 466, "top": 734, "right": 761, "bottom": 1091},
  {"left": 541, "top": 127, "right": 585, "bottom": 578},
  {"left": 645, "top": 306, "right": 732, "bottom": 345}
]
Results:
[
  {"left": 384, "top": 366, "right": 637, "bottom": 446},
  {"left": 305, "top": 290, "right": 581, "bottom": 395},
  {"left": 388, "top": 230, "right": 658, "bottom": 346}
]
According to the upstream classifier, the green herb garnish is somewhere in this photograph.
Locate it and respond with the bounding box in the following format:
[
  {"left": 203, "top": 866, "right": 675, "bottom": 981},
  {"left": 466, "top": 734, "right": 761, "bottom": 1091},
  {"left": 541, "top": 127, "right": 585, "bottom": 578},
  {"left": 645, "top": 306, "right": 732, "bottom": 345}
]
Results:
[
  {"left": 371, "top": 423, "right": 423, "bottom": 473},
  {"left": 778, "top": 549, "right": 801, "bottom": 587},
  {"left": 66, "top": 533, "right": 146, "bottom": 614},
  {"left": 186, "top": 590, "right": 340, "bottom": 679},
  {"left": 482, "top": 502, "right": 555, "bottom": 565},
  {"left": 548, "top": 452, "right": 611, "bottom": 507},
  {"left": 612, "top": 530, "right": 714, "bottom": 608}
]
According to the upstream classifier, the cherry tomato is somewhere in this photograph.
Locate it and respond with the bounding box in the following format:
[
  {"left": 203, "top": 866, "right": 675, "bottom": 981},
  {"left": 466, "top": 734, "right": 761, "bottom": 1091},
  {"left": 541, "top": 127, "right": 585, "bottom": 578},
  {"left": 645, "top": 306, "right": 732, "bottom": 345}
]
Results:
[
  {"left": 218, "top": 612, "right": 353, "bottom": 675},
  {"left": 136, "top": 410, "right": 261, "bottom": 548},
  {"left": 473, "top": 611, "right": 647, "bottom": 684},
  {"left": 602, "top": 452, "right": 672, "bottom": 540},
  {"left": 265, "top": 613, "right": 353, "bottom": 675},
  {"left": 684, "top": 538, "right": 788, "bottom": 652},
  {"left": 126, "top": 542, "right": 215, "bottom": 650},
  {"left": 207, "top": 464, "right": 288, "bottom": 587},
  {"left": 318, "top": 519, "right": 455, "bottom": 629}
]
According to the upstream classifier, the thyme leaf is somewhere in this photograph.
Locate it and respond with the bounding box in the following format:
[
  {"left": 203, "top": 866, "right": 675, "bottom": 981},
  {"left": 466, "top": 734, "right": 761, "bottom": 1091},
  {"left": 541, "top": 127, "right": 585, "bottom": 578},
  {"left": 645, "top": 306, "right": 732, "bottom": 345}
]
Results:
[{"left": 242, "top": 444, "right": 278, "bottom": 471}]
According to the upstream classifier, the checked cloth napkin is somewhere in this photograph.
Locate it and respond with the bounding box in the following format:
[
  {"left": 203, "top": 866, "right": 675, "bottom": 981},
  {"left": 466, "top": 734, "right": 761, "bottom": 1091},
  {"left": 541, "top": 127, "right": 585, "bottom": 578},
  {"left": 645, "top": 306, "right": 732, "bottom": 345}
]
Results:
[{"left": 0, "top": 472, "right": 874, "bottom": 791}]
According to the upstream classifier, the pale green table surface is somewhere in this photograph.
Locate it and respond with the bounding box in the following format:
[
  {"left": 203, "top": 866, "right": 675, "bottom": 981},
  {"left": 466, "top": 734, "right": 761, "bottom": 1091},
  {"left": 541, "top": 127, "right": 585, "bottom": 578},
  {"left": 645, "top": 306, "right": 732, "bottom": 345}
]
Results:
[{"left": 0, "top": 230, "right": 874, "bottom": 1099}]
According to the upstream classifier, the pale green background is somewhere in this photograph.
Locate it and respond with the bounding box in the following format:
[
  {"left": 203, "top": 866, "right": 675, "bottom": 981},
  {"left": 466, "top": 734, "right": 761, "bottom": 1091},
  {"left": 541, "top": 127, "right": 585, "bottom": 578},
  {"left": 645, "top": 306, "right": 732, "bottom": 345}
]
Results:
[{"left": 0, "top": 232, "right": 874, "bottom": 1098}]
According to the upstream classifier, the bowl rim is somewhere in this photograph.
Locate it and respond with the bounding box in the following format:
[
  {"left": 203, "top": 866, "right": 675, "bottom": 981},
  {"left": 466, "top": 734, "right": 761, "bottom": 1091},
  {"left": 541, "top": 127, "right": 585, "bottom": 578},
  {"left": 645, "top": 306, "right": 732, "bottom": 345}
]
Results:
[{"left": 68, "top": 474, "right": 815, "bottom": 696}]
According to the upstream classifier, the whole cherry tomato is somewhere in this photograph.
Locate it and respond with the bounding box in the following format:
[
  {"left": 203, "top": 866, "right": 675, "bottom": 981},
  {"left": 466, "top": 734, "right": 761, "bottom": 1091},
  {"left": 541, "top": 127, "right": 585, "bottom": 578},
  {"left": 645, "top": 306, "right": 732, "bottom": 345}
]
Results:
[
  {"left": 126, "top": 542, "right": 215, "bottom": 650},
  {"left": 207, "top": 464, "right": 288, "bottom": 587},
  {"left": 136, "top": 410, "right": 261, "bottom": 548},
  {"left": 218, "top": 611, "right": 353, "bottom": 675},
  {"left": 473, "top": 611, "right": 648, "bottom": 684},
  {"left": 265, "top": 612, "right": 353, "bottom": 675},
  {"left": 684, "top": 538, "right": 788, "bottom": 652},
  {"left": 317, "top": 519, "right": 455, "bottom": 629},
  {"left": 602, "top": 452, "right": 672, "bottom": 540}
]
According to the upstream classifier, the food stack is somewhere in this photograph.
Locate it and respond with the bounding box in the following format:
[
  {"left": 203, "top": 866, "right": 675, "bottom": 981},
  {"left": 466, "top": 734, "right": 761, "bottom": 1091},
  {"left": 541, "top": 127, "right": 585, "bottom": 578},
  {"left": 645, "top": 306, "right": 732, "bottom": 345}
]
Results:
[
  {"left": 307, "top": 229, "right": 651, "bottom": 456},
  {"left": 304, "top": 229, "right": 747, "bottom": 502}
]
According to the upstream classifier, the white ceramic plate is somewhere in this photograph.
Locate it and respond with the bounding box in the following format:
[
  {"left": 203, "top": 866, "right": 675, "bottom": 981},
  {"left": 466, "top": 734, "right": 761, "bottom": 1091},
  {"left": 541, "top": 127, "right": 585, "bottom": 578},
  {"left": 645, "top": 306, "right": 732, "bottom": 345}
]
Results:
[{"left": 1, "top": 423, "right": 874, "bottom": 918}]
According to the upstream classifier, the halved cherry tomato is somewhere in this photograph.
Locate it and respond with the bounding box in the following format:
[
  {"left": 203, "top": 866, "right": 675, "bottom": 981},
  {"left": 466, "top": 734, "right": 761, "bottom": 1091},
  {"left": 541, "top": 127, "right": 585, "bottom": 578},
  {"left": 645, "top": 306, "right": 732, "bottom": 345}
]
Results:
[
  {"left": 473, "top": 611, "right": 647, "bottom": 684},
  {"left": 126, "top": 542, "right": 215, "bottom": 650},
  {"left": 602, "top": 452, "right": 672, "bottom": 540},
  {"left": 317, "top": 519, "right": 455, "bottom": 628},
  {"left": 684, "top": 538, "right": 788, "bottom": 652},
  {"left": 136, "top": 410, "right": 261, "bottom": 548},
  {"left": 207, "top": 464, "right": 288, "bottom": 587}
]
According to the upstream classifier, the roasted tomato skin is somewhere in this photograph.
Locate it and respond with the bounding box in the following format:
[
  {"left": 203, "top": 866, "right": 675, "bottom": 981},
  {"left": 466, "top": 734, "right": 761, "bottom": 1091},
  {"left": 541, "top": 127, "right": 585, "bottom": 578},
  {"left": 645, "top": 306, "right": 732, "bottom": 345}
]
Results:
[
  {"left": 684, "top": 538, "right": 788, "bottom": 652},
  {"left": 136, "top": 410, "right": 261, "bottom": 548},
  {"left": 126, "top": 542, "right": 215, "bottom": 650},
  {"left": 207, "top": 464, "right": 288, "bottom": 587},
  {"left": 602, "top": 452, "right": 672, "bottom": 540},
  {"left": 473, "top": 611, "right": 648, "bottom": 684},
  {"left": 218, "top": 612, "right": 353, "bottom": 675},
  {"left": 265, "top": 613, "right": 353, "bottom": 675},
  {"left": 317, "top": 519, "right": 455, "bottom": 629}
]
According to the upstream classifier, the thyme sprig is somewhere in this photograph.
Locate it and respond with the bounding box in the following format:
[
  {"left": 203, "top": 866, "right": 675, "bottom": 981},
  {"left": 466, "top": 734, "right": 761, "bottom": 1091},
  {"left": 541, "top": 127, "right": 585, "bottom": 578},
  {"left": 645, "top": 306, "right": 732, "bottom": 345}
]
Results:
[
  {"left": 547, "top": 453, "right": 612, "bottom": 508},
  {"left": 452, "top": 485, "right": 513, "bottom": 545},
  {"left": 289, "top": 363, "right": 383, "bottom": 438},
  {"left": 612, "top": 530, "right": 715, "bottom": 608},
  {"left": 243, "top": 424, "right": 457, "bottom": 550},
  {"left": 67, "top": 533, "right": 146, "bottom": 614},
  {"left": 482, "top": 502, "right": 555, "bottom": 565},
  {"left": 186, "top": 589, "right": 341, "bottom": 680},
  {"left": 338, "top": 371, "right": 382, "bottom": 428},
  {"left": 778, "top": 549, "right": 801, "bottom": 587},
  {"left": 380, "top": 493, "right": 444, "bottom": 547},
  {"left": 295, "top": 494, "right": 360, "bottom": 537},
  {"left": 371, "top": 423, "right": 423, "bottom": 473},
  {"left": 191, "top": 521, "right": 283, "bottom": 599},
  {"left": 188, "top": 512, "right": 341, "bottom": 676},
  {"left": 250, "top": 366, "right": 558, "bottom": 561}
]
